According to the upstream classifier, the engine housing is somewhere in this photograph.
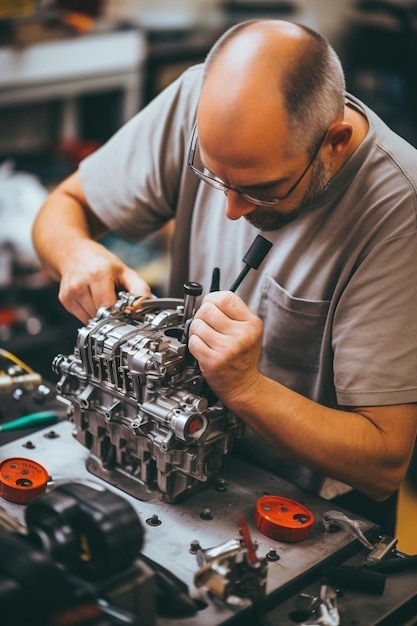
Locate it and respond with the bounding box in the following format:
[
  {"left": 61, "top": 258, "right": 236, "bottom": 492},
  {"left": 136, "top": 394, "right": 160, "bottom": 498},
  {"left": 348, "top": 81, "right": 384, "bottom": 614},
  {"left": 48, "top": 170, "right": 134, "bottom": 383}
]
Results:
[{"left": 53, "top": 288, "right": 243, "bottom": 503}]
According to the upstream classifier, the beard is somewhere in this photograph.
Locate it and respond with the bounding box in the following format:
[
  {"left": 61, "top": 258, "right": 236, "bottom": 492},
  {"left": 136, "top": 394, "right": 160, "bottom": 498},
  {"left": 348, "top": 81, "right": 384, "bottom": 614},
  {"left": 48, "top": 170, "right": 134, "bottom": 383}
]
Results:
[{"left": 244, "top": 156, "right": 332, "bottom": 232}]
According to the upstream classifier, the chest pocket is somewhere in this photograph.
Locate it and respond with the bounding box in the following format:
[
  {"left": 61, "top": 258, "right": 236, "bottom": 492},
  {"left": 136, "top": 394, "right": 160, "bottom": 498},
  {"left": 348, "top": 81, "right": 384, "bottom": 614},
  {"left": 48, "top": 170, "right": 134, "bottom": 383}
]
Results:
[{"left": 258, "top": 277, "right": 330, "bottom": 373}]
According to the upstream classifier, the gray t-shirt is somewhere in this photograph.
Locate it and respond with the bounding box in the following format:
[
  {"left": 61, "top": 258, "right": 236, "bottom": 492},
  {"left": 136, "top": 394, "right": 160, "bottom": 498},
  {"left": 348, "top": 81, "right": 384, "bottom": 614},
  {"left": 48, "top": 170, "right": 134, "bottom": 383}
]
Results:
[{"left": 80, "top": 64, "right": 417, "bottom": 495}]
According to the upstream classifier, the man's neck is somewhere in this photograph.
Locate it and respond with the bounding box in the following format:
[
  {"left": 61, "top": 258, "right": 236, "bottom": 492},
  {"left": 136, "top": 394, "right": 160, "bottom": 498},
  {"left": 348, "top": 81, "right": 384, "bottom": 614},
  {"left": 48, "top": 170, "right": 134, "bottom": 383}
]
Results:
[{"left": 344, "top": 103, "right": 369, "bottom": 160}]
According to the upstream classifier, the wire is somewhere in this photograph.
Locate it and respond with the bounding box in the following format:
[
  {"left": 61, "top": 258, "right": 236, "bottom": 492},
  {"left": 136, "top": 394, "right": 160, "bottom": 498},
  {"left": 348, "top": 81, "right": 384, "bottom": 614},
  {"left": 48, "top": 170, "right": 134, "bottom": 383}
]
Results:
[{"left": 0, "top": 348, "right": 34, "bottom": 373}]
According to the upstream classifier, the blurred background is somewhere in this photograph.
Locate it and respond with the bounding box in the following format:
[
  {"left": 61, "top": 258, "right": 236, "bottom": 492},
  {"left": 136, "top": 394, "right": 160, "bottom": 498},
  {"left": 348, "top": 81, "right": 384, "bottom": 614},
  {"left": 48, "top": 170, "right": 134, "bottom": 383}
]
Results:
[{"left": 0, "top": 0, "right": 416, "bottom": 550}]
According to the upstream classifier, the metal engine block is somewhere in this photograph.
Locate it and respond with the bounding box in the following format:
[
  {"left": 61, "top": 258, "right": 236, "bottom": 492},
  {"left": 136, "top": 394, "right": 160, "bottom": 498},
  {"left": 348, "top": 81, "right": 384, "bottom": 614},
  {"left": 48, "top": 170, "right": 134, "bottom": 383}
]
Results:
[{"left": 53, "top": 285, "right": 243, "bottom": 503}]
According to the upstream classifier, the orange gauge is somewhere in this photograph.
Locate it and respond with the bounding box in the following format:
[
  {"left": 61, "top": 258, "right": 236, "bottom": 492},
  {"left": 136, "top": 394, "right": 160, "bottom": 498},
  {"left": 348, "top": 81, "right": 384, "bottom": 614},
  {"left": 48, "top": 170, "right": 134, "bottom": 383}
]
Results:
[
  {"left": 0, "top": 457, "right": 49, "bottom": 504},
  {"left": 255, "top": 495, "right": 314, "bottom": 543}
]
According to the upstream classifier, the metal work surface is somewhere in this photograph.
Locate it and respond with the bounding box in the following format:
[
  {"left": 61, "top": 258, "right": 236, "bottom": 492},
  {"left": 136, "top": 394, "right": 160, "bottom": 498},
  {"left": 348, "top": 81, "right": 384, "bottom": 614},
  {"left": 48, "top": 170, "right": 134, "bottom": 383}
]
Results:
[
  {"left": 265, "top": 550, "right": 417, "bottom": 626},
  {"left": 0, "top": 420, "right": 378, "bottom": 625}
]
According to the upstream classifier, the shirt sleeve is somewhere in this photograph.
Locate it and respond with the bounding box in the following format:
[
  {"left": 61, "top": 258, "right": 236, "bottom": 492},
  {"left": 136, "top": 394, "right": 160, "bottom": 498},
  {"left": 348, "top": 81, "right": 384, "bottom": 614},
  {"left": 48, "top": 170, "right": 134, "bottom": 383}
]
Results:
[
  {"left": 333, "top": 229, "right": 417, "bottom": 406},
  {"left": 79, "top": 65, "right": 204, "bottom": 241}
]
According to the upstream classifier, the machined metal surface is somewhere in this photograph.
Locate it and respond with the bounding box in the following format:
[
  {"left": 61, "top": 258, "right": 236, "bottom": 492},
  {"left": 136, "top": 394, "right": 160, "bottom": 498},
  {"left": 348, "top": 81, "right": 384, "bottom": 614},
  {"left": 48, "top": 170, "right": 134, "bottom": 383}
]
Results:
[
  {"left": 265, "top": 550, "right": 417, "bottom": 626},
  {"left": 53, "top": 290, "right": 244, "bottom": 505}
]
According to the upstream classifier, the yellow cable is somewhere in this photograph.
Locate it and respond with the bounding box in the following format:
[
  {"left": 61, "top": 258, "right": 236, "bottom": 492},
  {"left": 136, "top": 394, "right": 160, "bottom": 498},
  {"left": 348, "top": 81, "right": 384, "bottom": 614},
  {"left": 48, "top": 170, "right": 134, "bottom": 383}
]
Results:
[{"left": 0, "top": 348, "right": 34, "bottom": 373}]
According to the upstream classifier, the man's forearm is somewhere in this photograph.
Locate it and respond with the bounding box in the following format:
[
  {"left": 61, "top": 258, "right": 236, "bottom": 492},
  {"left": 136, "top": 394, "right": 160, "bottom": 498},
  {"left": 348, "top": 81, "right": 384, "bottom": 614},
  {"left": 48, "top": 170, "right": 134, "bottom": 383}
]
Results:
[
  {"left": 32, "top": 172, "right": 107, "bottom": 281},
  {"left": 33, "top": 197, "right": 89, "bottom": 280},
  {"left": 226, "top": 373, "right": 416, "bottom": 500}
]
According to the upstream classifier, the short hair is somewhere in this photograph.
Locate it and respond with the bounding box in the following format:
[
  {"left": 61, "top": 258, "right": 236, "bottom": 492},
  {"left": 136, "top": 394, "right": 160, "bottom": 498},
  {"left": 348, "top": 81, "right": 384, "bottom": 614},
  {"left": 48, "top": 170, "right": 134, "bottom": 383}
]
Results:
[{"left": 204, "top": 20, "right": 346, "bottom": 155}]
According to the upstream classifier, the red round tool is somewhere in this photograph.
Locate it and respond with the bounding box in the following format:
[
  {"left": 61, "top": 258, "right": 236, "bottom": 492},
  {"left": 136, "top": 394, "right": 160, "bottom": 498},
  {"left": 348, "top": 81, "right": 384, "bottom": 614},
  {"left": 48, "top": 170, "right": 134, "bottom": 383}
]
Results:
[
  {"left": 0, "top": 457, "right": 49, "bottom": 504},
  {"left": 255, "top": 495, "right": 314, "bottom": 542}
]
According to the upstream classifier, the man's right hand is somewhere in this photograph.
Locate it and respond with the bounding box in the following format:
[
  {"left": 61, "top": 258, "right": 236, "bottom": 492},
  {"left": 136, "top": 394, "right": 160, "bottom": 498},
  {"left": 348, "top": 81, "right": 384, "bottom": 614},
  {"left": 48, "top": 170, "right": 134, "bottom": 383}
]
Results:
[
  {"left": 32, "top": 170, "right": 153, "bottom": 324},
  {"left": 58, "top": 239, "right": 152, "bottom": 324}
]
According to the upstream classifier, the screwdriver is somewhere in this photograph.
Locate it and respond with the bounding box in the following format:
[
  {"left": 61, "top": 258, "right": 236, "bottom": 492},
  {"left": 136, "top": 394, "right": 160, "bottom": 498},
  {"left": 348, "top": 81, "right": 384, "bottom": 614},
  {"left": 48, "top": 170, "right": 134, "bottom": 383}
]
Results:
[
  {"left": 0, "top": 411, "right": 59, "bottom": 432},
  {"left": 229, "top": 235, "right": 273, "bottom": 292}
]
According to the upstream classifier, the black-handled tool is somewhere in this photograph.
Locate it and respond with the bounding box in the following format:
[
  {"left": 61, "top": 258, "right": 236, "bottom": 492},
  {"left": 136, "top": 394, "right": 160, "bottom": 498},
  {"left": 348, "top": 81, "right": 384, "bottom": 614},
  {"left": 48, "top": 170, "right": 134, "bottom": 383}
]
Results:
[
  {"left": 322, "top": 564, "right": 386, "bottom": 595},
  {"left": 366, "top": 554, "right": 417, "bottom": 573},
  {"left": 210, "top": 267, "right": 220, "bottom": 292},
  {"left": 229, "top": 235, "right": 273, "bottom": 292}
]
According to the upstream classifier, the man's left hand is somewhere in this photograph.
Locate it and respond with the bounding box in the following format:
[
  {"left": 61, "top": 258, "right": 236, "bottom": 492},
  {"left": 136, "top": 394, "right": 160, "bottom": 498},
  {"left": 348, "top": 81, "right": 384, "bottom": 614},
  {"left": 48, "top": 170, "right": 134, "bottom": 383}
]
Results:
[{"left": 188, "top": 291, "right": 263, "bottom": 403}]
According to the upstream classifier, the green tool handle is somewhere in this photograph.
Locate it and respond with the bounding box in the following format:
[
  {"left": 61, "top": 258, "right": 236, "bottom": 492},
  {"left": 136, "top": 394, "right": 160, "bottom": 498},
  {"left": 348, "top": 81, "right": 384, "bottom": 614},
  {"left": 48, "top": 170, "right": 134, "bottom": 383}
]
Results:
[{"left": 0, "top": 411, "right": 59, "bottom": 432}]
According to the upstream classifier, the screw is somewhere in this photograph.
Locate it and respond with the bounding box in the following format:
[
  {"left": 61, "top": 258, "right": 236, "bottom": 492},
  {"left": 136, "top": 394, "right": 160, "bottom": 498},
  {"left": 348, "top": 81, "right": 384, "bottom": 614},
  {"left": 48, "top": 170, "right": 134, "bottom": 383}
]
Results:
[
  {"left": 23, "top": 441, "right": 35, "bottom": 449},
  {"left": 36, "top": 385, "right": 51, "bottom": 401},
  {"left": 215, "top": 478, "right": 227, "bottom": 492},
  {"left": 146, "top": 514, "right": 162, "bottom": 527},
  {"left": 266, "top": 547, "right": 280, "bottom": 562},
  {"left": 189, "top": 539, "right": 201, "bottom": 554},
  {"left": 200, "top": 507, "right": 213, "bottom": 521},
  {"left": 44, "top": 430, "right": 59, "bottom": 439}
]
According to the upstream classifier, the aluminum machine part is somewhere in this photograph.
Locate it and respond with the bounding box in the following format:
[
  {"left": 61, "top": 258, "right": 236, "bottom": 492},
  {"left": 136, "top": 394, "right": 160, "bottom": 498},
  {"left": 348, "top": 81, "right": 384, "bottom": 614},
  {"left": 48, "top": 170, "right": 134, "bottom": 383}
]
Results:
[
  {"left": 52, "top": 286, "right": 244, "bottom": 504},
  {"left": 51, "top": 234, "right": 274, "bottom": 504}
]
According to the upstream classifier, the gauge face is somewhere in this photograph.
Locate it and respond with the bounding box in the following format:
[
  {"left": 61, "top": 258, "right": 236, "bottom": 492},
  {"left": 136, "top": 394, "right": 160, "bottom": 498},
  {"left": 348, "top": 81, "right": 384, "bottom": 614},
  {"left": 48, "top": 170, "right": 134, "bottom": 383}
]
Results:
[
  {"left": 255, "top": 495, "right": 314, "bottom": 542},
  {"left": 0, "top": 457, "right": 49, "bottom": 504}
]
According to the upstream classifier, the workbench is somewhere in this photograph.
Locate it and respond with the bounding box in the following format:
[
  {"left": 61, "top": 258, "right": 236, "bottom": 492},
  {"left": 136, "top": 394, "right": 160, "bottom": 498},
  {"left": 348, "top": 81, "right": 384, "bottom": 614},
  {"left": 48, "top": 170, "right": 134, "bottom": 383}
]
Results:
[{"left": 1, "top": 388, "right": 417, "bottom": 625}]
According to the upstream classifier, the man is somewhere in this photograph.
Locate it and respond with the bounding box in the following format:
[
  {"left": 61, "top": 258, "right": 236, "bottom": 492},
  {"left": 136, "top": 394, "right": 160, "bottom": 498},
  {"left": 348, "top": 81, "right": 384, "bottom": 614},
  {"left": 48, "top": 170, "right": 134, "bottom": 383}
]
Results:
[{"left": 32, "top": 20, "right": 417, "bottom": 534}]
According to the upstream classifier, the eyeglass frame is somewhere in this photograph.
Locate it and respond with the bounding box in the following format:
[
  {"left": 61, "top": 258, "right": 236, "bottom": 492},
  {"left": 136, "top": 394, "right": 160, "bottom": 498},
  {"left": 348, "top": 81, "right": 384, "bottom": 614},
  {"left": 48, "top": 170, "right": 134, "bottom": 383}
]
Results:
[{"left": 188, "top": 125, "right": 328, "bottom": 207}]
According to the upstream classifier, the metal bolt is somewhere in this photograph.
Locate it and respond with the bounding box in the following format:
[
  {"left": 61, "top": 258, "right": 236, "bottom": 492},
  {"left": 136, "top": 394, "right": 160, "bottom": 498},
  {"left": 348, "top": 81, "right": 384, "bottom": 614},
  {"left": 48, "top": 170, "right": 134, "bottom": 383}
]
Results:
[
  {"left": 23, "top": 441, "right": 35, "bottom": 449},
  {"left": 200, "top": 507, "right": 213, "bottom": 521},
  {"left": 36, "top": 384, "right": 51, "bottom": 400},
  {"left": 146, "top": 514, "right": 162, "bottom": 527},
  {"left": 44, "top": 430, "right": 59, "bottom": 439},
  {"left": 266, "top": 547, "right": 280, "bottom": 562},
  {"left": 189, "top": 539, "right": 201, "bottom": 554},
  {"left": 215, "top": 478, "right": 227, "bottom": 492}
]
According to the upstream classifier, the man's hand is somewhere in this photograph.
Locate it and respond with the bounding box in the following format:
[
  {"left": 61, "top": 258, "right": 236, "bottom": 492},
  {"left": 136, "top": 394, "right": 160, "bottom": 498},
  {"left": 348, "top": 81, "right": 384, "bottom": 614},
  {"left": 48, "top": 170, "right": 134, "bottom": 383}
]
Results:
[
  {"left": 32, "top": 170, "right": 153, "bottom": 323},
  {"left": 58, "top": 239, "right": 152, "bottom": 323},
  {"left": 188, "top": 291, "right": 263, "bottom": 403}
]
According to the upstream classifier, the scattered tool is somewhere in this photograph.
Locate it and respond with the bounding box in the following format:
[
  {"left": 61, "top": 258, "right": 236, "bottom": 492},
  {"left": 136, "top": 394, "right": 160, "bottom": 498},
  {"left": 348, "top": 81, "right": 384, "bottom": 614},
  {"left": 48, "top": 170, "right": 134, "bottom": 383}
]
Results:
[
  {"left": 322, "top": 510, "right": 374, "bottom": 550},
  {"left": 0, "top": 411, "right": 59, "bottom": 432}
]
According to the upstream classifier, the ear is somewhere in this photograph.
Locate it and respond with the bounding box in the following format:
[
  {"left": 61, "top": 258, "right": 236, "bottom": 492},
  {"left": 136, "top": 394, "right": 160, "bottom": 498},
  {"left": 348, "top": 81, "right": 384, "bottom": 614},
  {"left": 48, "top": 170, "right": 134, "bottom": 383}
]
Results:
[{"left": 326, "top": 122, "right": 353, "bottom": 157}]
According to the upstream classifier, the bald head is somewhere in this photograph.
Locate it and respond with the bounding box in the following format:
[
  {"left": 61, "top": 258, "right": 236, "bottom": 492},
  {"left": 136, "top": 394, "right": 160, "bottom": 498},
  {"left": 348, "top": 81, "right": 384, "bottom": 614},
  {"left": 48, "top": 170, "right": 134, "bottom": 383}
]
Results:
[
  {"left": 205, "top": 20, "right": 308, "bottom": 92},
  {"left": 198, "top": 20, "right": 345, "bottom": 158}
]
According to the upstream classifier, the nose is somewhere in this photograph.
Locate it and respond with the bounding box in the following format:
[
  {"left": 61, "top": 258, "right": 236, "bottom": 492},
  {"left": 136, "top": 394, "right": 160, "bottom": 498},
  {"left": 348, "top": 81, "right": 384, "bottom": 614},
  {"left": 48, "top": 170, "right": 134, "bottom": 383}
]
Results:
[{"left": 224, "top": 190, "right": 256, "bottom": 221}]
